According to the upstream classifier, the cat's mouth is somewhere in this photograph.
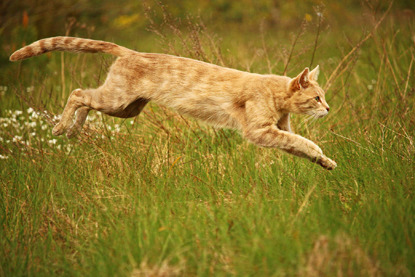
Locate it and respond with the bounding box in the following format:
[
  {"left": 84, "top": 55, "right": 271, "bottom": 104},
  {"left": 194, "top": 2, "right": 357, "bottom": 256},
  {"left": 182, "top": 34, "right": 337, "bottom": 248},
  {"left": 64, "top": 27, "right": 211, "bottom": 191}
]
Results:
[
  {"left": 307, "top": 110, "right": 328, "bottom": 118},
  {"left": 307, "top": 110, "right": 329, "bottom": 118},
  {"left": 317, "top": 110, "right": 329, "bottom": 118}
]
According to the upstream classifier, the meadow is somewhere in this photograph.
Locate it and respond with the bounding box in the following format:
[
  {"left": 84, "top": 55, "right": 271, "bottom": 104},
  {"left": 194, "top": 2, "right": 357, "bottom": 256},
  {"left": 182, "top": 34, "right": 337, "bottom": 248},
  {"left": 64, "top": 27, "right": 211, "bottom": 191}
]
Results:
[{"left": 0, "top": 1, "right": 414, "bottom": 276}]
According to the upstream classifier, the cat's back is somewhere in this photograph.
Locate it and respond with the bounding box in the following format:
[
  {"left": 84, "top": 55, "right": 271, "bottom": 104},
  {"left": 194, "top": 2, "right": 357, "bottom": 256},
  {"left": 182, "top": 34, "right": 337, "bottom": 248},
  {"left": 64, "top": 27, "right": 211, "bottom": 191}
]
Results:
[
  {"left": 109, "top": 51, "right": 263, "bottom": 97},
  {"left": 116, "top": 51, "right": 252, "bottom": 80}
]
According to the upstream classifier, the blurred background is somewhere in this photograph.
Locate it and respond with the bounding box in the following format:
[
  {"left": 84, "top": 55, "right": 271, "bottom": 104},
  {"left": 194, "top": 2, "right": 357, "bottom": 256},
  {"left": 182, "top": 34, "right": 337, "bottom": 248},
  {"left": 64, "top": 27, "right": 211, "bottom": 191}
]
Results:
[{"left": 1, "top": 0, "right": 413, "bottom": 65}]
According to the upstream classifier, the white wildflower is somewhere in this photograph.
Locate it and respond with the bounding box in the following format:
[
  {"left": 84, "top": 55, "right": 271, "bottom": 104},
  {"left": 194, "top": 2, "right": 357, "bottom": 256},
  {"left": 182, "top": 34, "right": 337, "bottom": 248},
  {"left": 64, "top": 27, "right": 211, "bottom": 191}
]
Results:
[
  {"left": 0, "top": 86, "right": 7, "bottom": 97},
  {"left": 0, "top": 154, "right": 9, "bottom": 160},
  {"left": 65, "top": 145, "right": 72, "bottom": 154},
  {"left": 30, "top": 112, "right": 39, "bottom": 119},
  {"left": 48, "top": 139, "right": 57, "bottom": 145},
  {"left": 12, "top": 136, "right": 22, "bottom": 143},
  {"left": 27, "top": 107, "right": 34, "bottom": 114}
]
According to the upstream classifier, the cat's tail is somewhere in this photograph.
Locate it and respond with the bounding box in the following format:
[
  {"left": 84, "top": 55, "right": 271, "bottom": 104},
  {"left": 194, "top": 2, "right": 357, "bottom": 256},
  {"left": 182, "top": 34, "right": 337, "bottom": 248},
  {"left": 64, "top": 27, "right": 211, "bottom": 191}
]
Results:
[{"left": 9, "top": 36, "right": 132, "bottom": 61}]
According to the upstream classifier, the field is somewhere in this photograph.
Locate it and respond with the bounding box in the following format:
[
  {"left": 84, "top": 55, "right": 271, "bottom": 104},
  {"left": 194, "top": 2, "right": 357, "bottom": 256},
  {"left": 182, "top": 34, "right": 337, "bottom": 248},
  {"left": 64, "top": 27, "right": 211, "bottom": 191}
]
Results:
[{"left": 1, "top": 1, "right": 414, "bottom": 276}]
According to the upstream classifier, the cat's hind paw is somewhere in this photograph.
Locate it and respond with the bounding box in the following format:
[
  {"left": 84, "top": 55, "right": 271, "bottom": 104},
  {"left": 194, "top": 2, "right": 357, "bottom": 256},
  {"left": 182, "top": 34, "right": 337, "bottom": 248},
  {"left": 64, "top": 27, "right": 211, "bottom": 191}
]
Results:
[
  {"left": 66, "top": 124, "right": 82, "bottom": 139},
  {"left": 52, "top": 123, "right": 66, "bottom": 136},
  {"left": 66, "top": 127, "right": 79, "bottom": 139}
]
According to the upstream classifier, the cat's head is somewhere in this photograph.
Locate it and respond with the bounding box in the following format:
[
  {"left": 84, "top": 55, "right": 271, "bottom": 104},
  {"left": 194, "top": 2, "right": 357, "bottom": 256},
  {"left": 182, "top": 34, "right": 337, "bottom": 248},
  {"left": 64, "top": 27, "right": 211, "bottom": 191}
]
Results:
[{"left": 287, "top": 65, "right": 330, "bottom": 118}]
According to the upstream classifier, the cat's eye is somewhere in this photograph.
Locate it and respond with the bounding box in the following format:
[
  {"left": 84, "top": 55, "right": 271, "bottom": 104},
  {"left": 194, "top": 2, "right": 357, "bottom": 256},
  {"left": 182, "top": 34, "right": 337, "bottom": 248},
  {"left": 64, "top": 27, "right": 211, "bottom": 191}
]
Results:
[{"left": 315, "top": 96, "right": 320, "bottom": 102}]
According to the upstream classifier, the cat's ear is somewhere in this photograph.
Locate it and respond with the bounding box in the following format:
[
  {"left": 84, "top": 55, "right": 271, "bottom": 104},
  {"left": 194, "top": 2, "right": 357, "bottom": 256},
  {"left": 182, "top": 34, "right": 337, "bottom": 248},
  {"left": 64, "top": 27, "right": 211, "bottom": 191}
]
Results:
[
  {"left": 309, "top": 65, "right": 320, "bottom": 81},
  {"left": 290, "top": 67, "right": 309, "bottom": 91}
]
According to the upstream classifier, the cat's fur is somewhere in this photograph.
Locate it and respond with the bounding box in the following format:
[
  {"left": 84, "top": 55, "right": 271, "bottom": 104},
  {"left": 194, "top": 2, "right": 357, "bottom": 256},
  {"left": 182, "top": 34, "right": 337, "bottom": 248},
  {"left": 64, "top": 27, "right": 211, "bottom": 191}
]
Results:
[{"left": 10, "top": 36, "right": 337, "bottom": 170}]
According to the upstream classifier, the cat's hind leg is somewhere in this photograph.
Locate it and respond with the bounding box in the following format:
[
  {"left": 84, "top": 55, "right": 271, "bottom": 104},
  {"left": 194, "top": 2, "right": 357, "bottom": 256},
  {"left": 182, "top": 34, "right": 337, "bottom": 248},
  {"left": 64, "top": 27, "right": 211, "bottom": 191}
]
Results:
[
  {"left": 52, "top": 88, "right": 88, "bottom": 136},
  {"left": 52, "top": 87, "right": 149, "bottom": 136},
  {"left": 66, "top": 107, "right": 91, "bottom": 139},
  {"left": 65, "top": 96, "right": 149, "bottom": 138}
]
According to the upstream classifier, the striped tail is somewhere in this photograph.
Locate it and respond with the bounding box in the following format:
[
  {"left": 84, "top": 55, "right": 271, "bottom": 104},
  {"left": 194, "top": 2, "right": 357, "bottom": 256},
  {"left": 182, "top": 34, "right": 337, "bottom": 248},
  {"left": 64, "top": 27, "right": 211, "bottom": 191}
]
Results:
[{"left": 9, "top": 36, "right": 131, "bottom": 61}]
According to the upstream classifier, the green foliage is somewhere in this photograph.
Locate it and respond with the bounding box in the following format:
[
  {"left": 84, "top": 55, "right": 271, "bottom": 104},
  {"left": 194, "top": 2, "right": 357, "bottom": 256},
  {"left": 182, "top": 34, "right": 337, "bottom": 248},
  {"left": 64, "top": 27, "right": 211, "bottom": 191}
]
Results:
[{"left": 1, "top": 1, "right": 414, "bottom": 276}]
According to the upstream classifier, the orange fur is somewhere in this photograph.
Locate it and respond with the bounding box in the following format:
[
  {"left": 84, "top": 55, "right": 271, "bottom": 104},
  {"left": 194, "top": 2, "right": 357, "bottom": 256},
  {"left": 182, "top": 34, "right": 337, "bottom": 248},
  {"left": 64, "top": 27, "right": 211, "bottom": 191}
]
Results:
[{"left": 10, "top": 36, "right": 336, "bottom": 170}]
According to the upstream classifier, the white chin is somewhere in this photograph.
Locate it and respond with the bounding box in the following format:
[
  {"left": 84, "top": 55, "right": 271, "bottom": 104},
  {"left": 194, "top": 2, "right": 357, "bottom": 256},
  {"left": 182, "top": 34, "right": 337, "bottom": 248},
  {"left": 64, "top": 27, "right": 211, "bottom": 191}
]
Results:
[
  {"left": 306, "top": 111, "right": 327, "bottom": 118},
  {"left": 318, "top": 111, "right": 328, "bottom": 118}
]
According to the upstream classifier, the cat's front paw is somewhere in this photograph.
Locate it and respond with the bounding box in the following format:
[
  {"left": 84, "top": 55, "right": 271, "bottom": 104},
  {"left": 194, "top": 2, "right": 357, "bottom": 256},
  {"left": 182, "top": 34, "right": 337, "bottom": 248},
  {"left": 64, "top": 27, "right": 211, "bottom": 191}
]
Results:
[{"left": 317, "top": 155, "right": 337, "bottom": 170}]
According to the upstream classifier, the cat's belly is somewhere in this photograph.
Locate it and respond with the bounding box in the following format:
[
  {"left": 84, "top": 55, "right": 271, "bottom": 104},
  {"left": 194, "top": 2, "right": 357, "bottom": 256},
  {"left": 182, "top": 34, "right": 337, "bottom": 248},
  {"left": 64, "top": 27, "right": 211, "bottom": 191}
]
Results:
[
  {"left": 161, "top": 96, "right": 240, "bottom": 129},
  {"left": 190, "top": 109, "right": 240, "bottom": 129}
]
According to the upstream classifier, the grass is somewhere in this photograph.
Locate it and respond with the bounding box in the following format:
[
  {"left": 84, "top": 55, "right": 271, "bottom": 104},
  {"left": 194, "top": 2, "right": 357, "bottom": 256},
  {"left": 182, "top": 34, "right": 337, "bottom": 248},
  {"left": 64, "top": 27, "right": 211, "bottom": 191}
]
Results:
[{"left": 1, "top": 2, "right": 414, "bottom": 276}]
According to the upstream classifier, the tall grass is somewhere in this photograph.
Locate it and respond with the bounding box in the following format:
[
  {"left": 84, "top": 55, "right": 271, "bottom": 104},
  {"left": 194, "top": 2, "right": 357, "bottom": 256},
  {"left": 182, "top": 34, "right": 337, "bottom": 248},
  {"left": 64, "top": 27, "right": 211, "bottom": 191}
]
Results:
[{"left": 1, "top": 2, "right": 414, "bottom": 276}]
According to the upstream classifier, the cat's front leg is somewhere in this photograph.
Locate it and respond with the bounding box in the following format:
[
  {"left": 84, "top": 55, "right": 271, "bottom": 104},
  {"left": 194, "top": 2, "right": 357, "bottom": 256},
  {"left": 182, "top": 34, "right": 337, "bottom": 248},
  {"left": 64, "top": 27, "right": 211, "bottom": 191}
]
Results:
[{"left": 243, "top": 125, "right": 336, "bottom": 170}]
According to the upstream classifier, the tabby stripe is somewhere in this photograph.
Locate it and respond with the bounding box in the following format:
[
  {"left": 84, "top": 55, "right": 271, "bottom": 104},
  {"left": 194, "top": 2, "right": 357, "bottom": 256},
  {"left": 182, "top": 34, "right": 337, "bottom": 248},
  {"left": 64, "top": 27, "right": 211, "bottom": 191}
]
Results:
[
  {"left": 25, "top": 46, "right": 34, "bottom": 58},
  {"left": 64, "top": 37, "right": 75, "bottom": 46},
  {"left": 38, "top": 39, "right": 47, "bottom": 54},
  {"left": 51, "top": 37, "right": 59, "bottom": 48},
  {"left": 75, "top": 39, "right": 84, "bottom": 49}
]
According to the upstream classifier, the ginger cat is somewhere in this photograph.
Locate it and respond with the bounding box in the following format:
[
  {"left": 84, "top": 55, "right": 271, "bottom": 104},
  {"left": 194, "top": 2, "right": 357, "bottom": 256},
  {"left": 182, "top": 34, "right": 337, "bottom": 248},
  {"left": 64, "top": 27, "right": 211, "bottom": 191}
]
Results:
[{"left": 10, "top": 36, "right": 337, "bottom": 170}]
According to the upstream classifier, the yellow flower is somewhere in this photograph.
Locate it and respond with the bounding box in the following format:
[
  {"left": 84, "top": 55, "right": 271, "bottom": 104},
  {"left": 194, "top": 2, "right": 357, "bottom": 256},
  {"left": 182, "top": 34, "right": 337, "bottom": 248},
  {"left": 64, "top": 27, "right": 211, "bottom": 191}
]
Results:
[{"left": 114, "top": 14, "right": 140, "bottom": 28}]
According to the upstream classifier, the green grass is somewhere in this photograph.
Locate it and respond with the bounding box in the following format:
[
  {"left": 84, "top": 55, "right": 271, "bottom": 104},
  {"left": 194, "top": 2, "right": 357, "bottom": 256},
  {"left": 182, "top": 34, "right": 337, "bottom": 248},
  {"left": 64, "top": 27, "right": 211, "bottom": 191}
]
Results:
[{"left": 1, "top": 3, "right": 414, "bottom": 276}]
